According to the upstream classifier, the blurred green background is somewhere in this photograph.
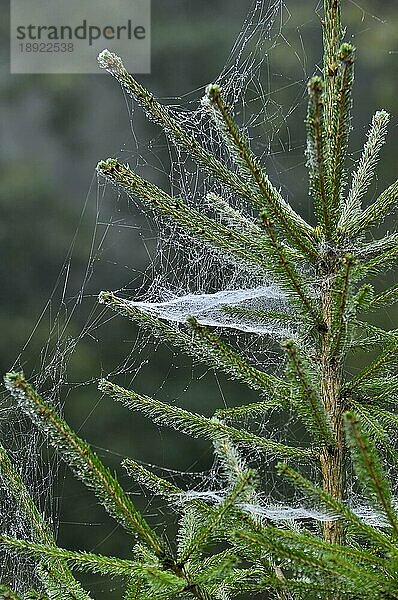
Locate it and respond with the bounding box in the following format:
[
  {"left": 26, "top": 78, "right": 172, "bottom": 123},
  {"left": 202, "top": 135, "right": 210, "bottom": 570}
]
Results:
[{"left": 1, "top": 0, "right": 397, "bottom": 597}]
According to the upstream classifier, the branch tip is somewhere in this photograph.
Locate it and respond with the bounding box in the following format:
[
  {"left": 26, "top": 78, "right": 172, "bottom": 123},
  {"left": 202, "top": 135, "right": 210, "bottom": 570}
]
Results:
[
  {"left": 97, "top": 49, "right": 123, "bottom": 71},
  {"left": 338, "top": 42, "right": 355, "bottom": 62},
  {"left": 205, "top": 83, "right": 222, "bottom": 102},
  {"left": 98, "top": 290, "right": 114, "bottom": 304}
]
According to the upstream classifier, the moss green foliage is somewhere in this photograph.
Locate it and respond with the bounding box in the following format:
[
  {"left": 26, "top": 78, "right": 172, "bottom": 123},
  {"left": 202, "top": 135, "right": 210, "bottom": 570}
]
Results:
[{"left": 2, "top": 1, "right": 398, "bottom": 598}]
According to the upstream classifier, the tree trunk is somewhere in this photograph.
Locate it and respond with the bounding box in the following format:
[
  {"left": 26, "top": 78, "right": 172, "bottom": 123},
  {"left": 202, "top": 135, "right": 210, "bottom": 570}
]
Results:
[{"left": 319, "top": 272, "right": 345, "bottom": 547}]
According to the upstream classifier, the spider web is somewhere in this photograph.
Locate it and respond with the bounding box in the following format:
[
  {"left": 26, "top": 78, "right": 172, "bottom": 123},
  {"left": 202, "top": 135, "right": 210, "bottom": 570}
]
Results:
[{"left": 1, "top": 0, "right": 396, "bottom": 595}]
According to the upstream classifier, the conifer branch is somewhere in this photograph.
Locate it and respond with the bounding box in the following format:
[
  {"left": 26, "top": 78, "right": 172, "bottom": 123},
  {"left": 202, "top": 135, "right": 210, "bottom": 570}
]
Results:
[
  {"left": 282, "top": 340, "right": 335, "bottom": 445},
  {"left": 329, "top": 43, "right": 355, "bottom": 222},
  {"left": 237, "top": 525, "right": 389, "bottom": 585},
  {"left": 203, "top": 84, "right": 317, "bottom": 258},
  {"left": 33, "top": 566, "right": 61, "bottom": 600},
  {"left": 96, "top": 159, "right": 270, "bottom": 275},
  {"left": 215, "top": 400, "right": 285, "bottom": 423},
  {"left": 189, "top": 550, "right": 242, "bottom": 588},
  {"left": 0, "top": 445, "right": 54, "bottom": 545},
  {"left": 322, "top": 0, "right": 343, "bottom": 108},
  {"left": 4, "top": 373, "right": 166, "bottom": 559},
  {"left": 344, "top": 412, "right": 398, "bottom": 536},
  {"left": 99, "top": 291, "right": 291, "bottom": 403},
  {"left": 277, "top": 463, "right": 396, "bottom": 551},
  {"left": 122, "top": 459, "right": 182, "bottom": 502},
  {"left": 98, "top": 47, "right": 304, "bottom": 270},
  {"left": 132, "top": 544, "right": 213, "bottom": 600},
  {"left": 178, "top": 470, "right": 255, "bottom": 562},
  {"left": 260, "top": 578, "right": 354, "bottom": 598},
  {"left": 306, "top": 76, "right": 330, "bottom": 234},
  {"left": 355, "top": 375, "right": 398, "bottom": 405},
  {"left": 0, "top": 585, "right": 23, "bottom": 600},
  {"left": 36, "top": 564, "right": 92, "bottom": 600},
  {"left": 131, "top": 564, "right": 187, "bottom": 597},
  {"left": 356, "top": 232, "right": 398, "bottom": 259},
  {"left": 351, "top": 283, "right": 374, "bottom": 313},
  {"left": 0, "top": 535, "right": 134, "bottom": 576},
  {"left": 99, "top": 379, "right": 314, "bottom": 460},
  {"left": 346, "top": 341, "right": 398, "bottom": 390},
  {"left": 350, "top": 401, "right": 398, "bottom": 470},
  {"left": 236, "top": 529, "right": 385, "bottom": 595},
  {"left": 359, "top": 243, "right": 398, "bottom": 277},
  {"left": 261, "top": 216, "right": 325, "bottom": 329},
  {"left": 369, "top": 283, "right": 398, "bottom": 309},
  {"left": 122, "top": 454, "right": 264, "bottom": 548},
  {"left": 351, "top": 402, "right": 389, "bottom": 442},
  {"left": 330, "top": 253, "right": 355, "bottom": 356},
  {"left": 212, "top": 435, "right": 250, "bottom": 490},
  {"left": 0, "top": 445, "right": 92, "bottom": 600},
  {"left": 187, "top": 316, "right": 290, "bottom": 399},
  {"left": 355, "top": 403, "right": 398, "bottom": 436},
  {"left": 257, "top": 523, "right": 387, "bottom": 567},
  {"left": 97, "top": 51, "right": 259, "bottom": 212},
  {"left": 351, "top": 321, "right": 398, "bottom": 350},
  {"left": 342, "top": 178, "right": 398, "bottom": 238},
  {"left": 123, "top": 577, "right": 145, "bottom": 600},
  {"left": 339, "top": 110, "right": 390, "bottom": 228},
  {"left": 205, "top": 192, "right": 261, "bottom": 234}
]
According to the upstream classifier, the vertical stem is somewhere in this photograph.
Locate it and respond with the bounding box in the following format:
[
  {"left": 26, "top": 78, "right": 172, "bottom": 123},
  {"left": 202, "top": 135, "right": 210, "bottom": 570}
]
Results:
[
  {"left": 319, "top": 271, "right": 345, "bottom": 548},
  {"left": 319, "top": 1, "right": 346, "bottom": 556},
  {"left": 319, "top": 356, "right": 345, "bottom": 546}
]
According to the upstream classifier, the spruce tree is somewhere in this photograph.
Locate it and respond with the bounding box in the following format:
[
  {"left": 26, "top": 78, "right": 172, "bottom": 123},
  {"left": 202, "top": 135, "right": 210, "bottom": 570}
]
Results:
[{"left": 2, "top": 0, "right": 398, "bottom": 598}]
